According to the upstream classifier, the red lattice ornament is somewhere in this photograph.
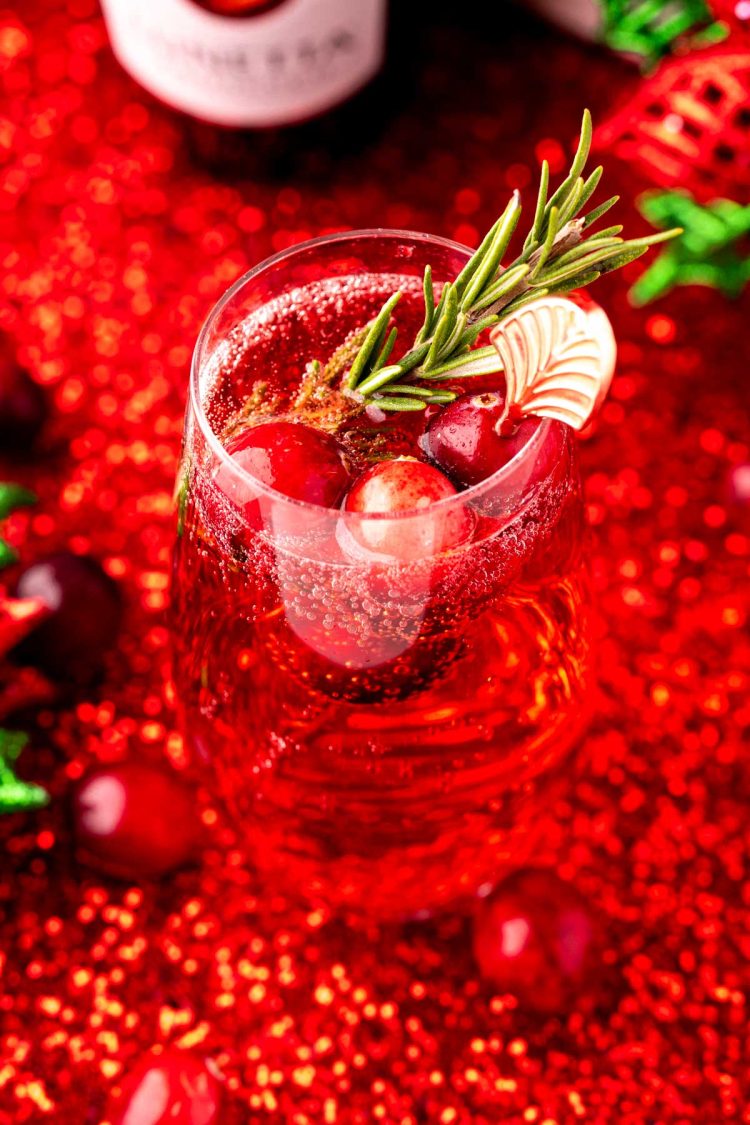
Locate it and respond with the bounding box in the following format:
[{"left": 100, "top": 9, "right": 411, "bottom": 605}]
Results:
[{"left": 597, "top": 49, "right": 750, "bottom": 204}]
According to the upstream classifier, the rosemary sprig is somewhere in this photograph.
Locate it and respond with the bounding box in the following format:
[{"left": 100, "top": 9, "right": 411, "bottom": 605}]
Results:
[{"left": 344, "top": 109, "right": 682, "bottom": 412}]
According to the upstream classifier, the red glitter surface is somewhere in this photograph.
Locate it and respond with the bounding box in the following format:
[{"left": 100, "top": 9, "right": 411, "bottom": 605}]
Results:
[{"left": 1, "top": 3, "right": 750, "bottom": 1122}]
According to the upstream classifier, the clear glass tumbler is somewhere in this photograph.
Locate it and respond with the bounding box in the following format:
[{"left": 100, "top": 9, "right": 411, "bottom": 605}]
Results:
[{"left": 171, "top": 230, "right": 592, "bottom": 918}]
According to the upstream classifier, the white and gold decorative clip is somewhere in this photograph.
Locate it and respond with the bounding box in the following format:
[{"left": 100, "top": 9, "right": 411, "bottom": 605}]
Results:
[{"left": 489, "top": 296, "right": 616, "bottom": 431}]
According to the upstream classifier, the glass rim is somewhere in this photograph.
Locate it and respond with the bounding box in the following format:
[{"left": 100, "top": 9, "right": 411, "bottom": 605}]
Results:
[{"left": 189, "top": 227, "right": 554, "bottom": 521}]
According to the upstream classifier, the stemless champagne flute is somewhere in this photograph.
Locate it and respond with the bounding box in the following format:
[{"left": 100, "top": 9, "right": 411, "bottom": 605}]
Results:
[{"left": 171, "top": 230, "right": 592, "bottom": 919}]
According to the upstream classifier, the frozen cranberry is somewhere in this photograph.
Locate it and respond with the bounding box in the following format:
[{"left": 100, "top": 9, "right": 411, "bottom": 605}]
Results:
[
  {"left": 12, "top": 552, "right": 122, "bottom": 685},
  {"left": 0, "top": 352, "right": 47, "bottom": 452},
  {"left": 342, "top": 458, "right": 473, "bottom": 560},
  {"left": 473, "top": 868, "right": 605, "bottom": 1014},
  {"left": 221, "top": 420, "right": 349, "bottom": 509},
  {"left": 422, "top": 390, "right": 543, "bottom": 488},
  {"left": 73, "top": 762, "right": 200, "bottom": 879},
  {"left": 108, "top": 1047, "right": 221, "bottom": 1125}
]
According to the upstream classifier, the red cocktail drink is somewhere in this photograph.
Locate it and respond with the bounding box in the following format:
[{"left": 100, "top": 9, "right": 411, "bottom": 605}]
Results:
[{"left": 171, "top": 231, "right": 590, "bottom": 917}]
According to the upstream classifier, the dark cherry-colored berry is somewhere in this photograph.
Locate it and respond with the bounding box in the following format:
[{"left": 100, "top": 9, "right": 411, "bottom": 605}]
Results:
[
  {"left": 343, "top": 457, "right": 473, "bottom": 559},
  {"left": 12, "top": 552, "right": 122, "bottom": 685},
  {"left": 73, "top": 762, "right": 200, "bottom": 879},
  {"left": 728, "top": 462, "right": 750, "bottom": 509},
  {"left": 0, "top": 352, "right": 47, "bottom": 452},
  {"left": 473, "top": 868, "right": 604, "bottom": 1014},
  {"left": 221, "top": 420, "right": 349, "bottom": 508},
  {"left": 422, "top": 390, "right": 543, "bottom": 488},
  {"left": 108, "top": 1047, "right": 222, "bottom": 1125}
]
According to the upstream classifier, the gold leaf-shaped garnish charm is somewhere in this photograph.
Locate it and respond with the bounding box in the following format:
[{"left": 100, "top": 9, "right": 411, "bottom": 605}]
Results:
[{"left": 489, "top": 296, "right": 616, "bottom": 431}]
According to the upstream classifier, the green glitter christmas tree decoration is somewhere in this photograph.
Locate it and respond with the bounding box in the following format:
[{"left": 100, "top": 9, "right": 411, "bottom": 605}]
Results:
[
  {"left": 0, "top": 482, "right": 49, "bottom": 812},
  {"left": 0, "top": 729, "right": 48, "bottom": 814},
  {"left": 0, "top": 482, "right": 36, "bottom": 568},
  {"left": 630, "top": 191, "right": 750, "bottom": 304},
  {"left": 601, "top": 0, "right": 726, "bottom": 65}
]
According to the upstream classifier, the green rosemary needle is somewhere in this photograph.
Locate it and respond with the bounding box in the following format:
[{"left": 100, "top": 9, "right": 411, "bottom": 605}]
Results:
[{"left": 343, "top": 109, "right": 682, "bottom": 413}]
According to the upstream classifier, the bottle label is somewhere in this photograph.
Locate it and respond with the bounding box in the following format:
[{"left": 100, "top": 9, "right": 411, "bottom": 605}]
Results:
[{"left": 100, "top": 0, "right": 388, "bottom": 127}]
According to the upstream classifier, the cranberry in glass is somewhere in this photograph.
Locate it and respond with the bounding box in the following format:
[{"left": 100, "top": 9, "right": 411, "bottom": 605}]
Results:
[
  {"left": 343, "top": 458, "right": 473, "bottom": 560},
  {"left": 220, "top": 420, "right": 350, "bottom": 509},
  {"left": 12, "top": 553, "right": 122, "bottom": 685},
  {"left": 0, "top": 352, "right": 47, "bottom": 453},
  {"left": 473, "top": 868, "right": 604, "bottom": 1014},
  {"left": 422, "top": 390, "right": 543, "bottom": 489},
  {"left": 73, "top": 762, "right": 200, "bottom": 879},
  {"left": 108, "top": 1048, "right": 221, "bottom": 1125}
]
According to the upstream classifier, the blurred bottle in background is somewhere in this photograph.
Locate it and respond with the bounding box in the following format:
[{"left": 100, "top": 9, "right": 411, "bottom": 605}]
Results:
[
  {"left": 99, "top": 0, "right": 409, "bottom": 174},
  {"left": 522, "top": 0, "right": 602, "bottom": 40},
  {"left": 100, "top": 0, "right": 389, "bottom": 128}
]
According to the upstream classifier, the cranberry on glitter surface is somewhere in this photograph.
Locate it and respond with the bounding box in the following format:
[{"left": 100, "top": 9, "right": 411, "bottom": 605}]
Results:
[
  {"left": 73, "top": 763, "right": 200, "bottom": 879},
  {"left": 0, "top": 349, "right": 47, "bottom": 453},
  {"left": 12, "top": 552, "right": 122, "bottom": 685},
  {"left": 473, "top": 868, "right": 604, "bottom": 1014},
  {"left": 727, "top": 463, "right": 750, "bottom": 511},
  {"left": 108, "top": 1048, "right": 222, "bottom": 1125}
]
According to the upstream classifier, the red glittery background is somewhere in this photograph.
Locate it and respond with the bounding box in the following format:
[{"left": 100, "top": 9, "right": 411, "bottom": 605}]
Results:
[{"left": 2, "top": 2, "right": 750, "bottom": 1121}]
